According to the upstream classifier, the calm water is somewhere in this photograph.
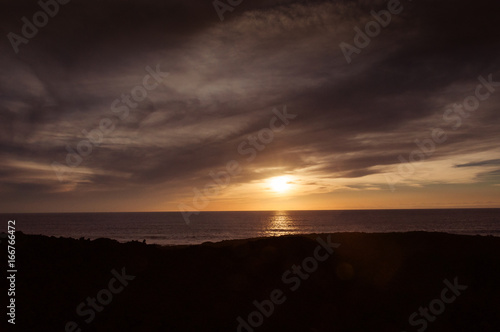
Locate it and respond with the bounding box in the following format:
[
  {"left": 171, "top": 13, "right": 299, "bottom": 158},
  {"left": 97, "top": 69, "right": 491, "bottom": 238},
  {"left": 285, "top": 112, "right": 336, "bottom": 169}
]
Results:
[{"left": 2, "top": 209, "right": 500, "bottom": 245}]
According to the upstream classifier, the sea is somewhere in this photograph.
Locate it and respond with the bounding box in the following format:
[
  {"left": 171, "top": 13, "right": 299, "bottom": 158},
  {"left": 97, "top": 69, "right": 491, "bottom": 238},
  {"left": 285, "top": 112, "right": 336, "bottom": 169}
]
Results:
[{"left": 2, "top": 209, "right": 500, "bottom": 246}]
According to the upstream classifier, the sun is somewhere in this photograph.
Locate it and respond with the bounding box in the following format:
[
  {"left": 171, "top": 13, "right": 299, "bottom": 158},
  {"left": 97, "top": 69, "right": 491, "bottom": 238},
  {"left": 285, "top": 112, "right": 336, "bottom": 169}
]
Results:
[{"left": 269, "top": 176, "right": 291, "bottom": 193}]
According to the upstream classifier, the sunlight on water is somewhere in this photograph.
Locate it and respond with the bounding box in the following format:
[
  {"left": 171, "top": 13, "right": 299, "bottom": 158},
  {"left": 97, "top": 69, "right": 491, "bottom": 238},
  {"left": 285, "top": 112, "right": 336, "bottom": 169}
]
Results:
[
  {"left": 5, "top": 209, "right": 500, "bottom": 245},
  {"left": 264, "top": 210, "right": 297, "bottom": 237}
]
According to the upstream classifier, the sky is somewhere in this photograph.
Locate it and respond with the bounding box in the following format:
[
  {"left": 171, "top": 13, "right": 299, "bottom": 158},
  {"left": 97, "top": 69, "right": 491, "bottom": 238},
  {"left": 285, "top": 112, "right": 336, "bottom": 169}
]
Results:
[{"left": 1, "top": 0, "right": 499, "bottom": 213}]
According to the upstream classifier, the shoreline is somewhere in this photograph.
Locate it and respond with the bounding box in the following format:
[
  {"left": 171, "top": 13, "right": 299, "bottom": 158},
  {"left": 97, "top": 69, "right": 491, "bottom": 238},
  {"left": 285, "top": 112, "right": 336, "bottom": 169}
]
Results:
[
  {"left": 5, "top": 229, "right": 500, "bottom": 248},
  {"left": 5, "top": 209, "right": 500, "bottom": 247}
]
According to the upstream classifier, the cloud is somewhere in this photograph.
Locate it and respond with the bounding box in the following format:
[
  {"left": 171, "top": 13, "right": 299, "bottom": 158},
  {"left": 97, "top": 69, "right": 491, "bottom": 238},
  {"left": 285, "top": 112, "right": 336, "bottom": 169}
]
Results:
[
  {"left": 455, "top": 159, "right": 500, "bottom": 168},
  {"left": 1, "top": 0, "right": 500, "bottom": 211}
]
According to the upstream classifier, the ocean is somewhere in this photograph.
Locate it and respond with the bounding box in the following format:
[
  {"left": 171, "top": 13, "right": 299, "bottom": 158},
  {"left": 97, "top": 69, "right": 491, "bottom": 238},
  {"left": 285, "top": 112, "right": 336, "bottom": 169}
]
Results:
[{"left": 3, "top": 209, "right": 500, "bottom": 246}]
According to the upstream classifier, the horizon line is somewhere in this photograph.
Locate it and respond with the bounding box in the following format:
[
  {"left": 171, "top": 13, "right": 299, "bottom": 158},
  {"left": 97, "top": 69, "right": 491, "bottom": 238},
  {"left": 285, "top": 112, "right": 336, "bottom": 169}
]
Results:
[{"left": 2, "top": 207, "right": 500, "bottom": 214}]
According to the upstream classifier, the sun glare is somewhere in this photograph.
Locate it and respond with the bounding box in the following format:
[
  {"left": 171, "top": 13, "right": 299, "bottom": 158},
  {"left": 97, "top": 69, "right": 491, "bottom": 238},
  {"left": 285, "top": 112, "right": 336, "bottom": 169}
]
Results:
[{"left": 269, "top": 176, "right": 291, "bottom": 193}]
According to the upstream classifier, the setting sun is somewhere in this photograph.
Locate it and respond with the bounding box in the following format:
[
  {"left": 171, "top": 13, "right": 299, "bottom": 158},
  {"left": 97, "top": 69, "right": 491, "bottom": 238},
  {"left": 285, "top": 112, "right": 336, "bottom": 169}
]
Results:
[{"left": 269, "top": 176, "right": 292, "bottom": 193}]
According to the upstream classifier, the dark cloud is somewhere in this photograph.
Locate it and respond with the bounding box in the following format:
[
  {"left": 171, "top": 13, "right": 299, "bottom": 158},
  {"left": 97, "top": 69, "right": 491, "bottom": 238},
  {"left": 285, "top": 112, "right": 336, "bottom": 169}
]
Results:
[
  {"left": 1, "top": 0, "right": 500, "bottom": 211},
  {"left": 456, "top": 160, "right": 500, "bottom": 168}
]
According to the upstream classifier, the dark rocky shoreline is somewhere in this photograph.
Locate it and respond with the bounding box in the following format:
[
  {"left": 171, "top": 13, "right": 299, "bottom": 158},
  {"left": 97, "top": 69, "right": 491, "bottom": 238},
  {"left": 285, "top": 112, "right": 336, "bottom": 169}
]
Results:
[{"left": 4, "top": 231, "right": 500, "bottom": 331}]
